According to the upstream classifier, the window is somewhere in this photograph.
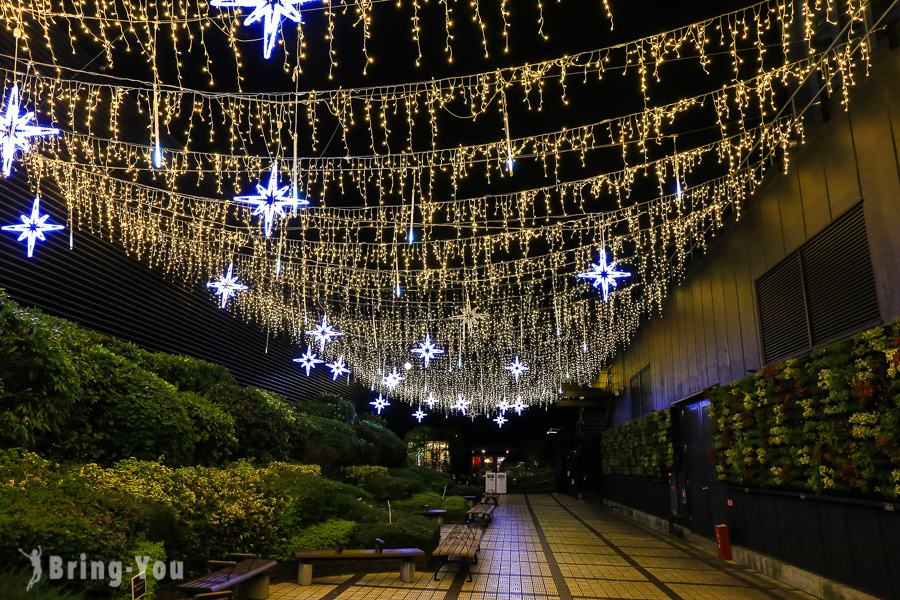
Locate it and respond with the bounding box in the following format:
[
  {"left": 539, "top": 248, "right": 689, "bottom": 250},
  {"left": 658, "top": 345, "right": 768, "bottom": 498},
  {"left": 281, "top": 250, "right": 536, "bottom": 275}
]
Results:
[
  {"left": 630, "top": 365, "right": 652, "bottom": 419},
  {"left": 757, "top": 202, "right": 880, "bottom": 364}
]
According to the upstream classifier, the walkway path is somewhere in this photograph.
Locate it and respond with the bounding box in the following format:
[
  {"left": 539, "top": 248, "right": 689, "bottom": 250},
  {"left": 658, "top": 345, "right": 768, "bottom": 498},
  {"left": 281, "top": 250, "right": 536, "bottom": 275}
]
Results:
[{"left": 269, "top": 494, "right": 816, "bottom": 600}]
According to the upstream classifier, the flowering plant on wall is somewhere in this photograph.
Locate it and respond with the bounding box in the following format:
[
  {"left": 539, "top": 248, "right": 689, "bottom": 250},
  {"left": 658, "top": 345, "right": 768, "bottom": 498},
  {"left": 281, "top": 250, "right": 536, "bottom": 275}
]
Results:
[
  {"left": 600, "top": 408, "right": 676, "bottom": 478},
  {"left": 708, "top": 321, "right": 900, "bottom": 499}
]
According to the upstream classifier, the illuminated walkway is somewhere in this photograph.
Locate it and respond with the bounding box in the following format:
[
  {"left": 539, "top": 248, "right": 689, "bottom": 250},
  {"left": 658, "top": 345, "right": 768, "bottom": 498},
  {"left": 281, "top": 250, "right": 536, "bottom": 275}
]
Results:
[{"left": 270, "top": 494, "right": 815, "bottom": 600}]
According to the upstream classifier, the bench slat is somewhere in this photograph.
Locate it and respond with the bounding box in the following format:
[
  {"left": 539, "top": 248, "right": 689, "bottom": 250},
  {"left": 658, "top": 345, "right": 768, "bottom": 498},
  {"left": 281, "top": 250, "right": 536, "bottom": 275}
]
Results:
[
  {"left": 177, "top": 559, "right": 276, "bottom": 593},
  {"left": 294, "top": 548, "right": 424, "bottom": 560}
]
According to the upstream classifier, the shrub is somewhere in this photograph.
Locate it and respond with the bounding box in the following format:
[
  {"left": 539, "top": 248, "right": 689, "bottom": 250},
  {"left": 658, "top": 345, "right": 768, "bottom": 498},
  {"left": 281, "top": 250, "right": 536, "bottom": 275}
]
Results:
[
  {"left": 352, "top": 514, "right": 440, "bottom": 552},
  {"left": 341, "top": 465, "right": 389, "bottom": 486},
  {"left": 288, "top": 520, "right": 357, "bottom": 552},
  {"left": 355, "top": 421, "right": 408, "bottom": 467},
  {"left": 207, "top": 383, "right": 297, "bottom": 463},
  {"left": 295, "top": 393, "right": 356, "bottom": 423},
  {"left": 390, "top": 466, "right": 453, "bottom": 492},
  {"left": 298, "top": 414, "right": 373, "bottom": 475},
  {"left": 392, "top": 492, "right": 444, "bottom": 512},
  {"left": 182, "top": 392, "right": 239, "bottom": 465},
  {"left": 447, "top": 484, "right": 483, "bottom": 498},
  {"left": 354, "top": 474, "right": 422, "bottom": 502},
  {"left": 138, "top": 352, "right": 235, "bottom": 393}
]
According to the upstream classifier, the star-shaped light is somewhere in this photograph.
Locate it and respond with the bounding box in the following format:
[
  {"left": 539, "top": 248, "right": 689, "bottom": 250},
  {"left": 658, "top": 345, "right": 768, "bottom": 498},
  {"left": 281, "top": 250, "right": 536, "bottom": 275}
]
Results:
[
  {"left": 413, "top": 408, "right": 427, "bottom": 422},
  {"left": 494, "top": 414, "right": 508, "bottom": 428},
  {"left": 497, "top": 400, "right": 511, "bottom": 414},
  {"left": 293, "top": 346, "right": 324, "bottom": 376},
  {"left": 1, "top": 196, "right": 64, "bottom": 258},
  {"left": 371, "top": 394, "right": 390, "bottom": 414},
  {"left": 410, "top": 334, "right": 444, "bottom": 369},
  {"left": 207, "top": 263, "right": 248, "bottom": 309},
  {"left": 506, "top": 356, "right": 530, "bottom": 383},
  {"left": 512, "top": 396, "right": 527, "bottom": 415},
  {"left": 382, "top": 367, "right": 406, "bottom": 391},
  {"left": 453, "top": 301, "right": 486, "bottom": 336},
  {"left": 453, "top": 394, "right": 470, "bottom": 415},
  {"left": 233, "top": 164, "right": 308, "bottom": 237},
  {"left": 209, "top": 0, "right": 313, "bottom": 59},
  {"left": 1, "top": 83, "right": 59, "bottom": 178},
  {"left": 424, "top": 393, "right": 438, "bottom": 409},
  {"left": 576, "top": 249, "right": 630, "bottom": 301},
  {"left": 306, "top": 315, "right": 342, "bottom": 351},
  {"left": 326, "top": 356, "right": 350, "bottom": 381}
]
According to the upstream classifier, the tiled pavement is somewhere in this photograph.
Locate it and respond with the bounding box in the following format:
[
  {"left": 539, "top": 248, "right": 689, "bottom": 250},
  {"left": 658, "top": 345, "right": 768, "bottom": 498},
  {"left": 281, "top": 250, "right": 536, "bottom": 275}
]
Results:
[{"left": 269, "top": 494, "right": 817, "bottom": 600}]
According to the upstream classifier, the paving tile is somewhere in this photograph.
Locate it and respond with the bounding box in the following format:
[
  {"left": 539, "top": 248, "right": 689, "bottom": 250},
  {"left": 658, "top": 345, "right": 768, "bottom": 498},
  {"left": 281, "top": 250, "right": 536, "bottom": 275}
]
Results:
[{"left": 265, "top": 494, "right": 819, "bottom": 600}]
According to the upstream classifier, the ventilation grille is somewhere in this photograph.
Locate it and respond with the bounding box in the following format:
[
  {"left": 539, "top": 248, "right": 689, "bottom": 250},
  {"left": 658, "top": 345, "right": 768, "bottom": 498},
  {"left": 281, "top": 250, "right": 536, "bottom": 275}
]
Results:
[{"left": 757, "top": 202, "right": 879, "bottom": 364}]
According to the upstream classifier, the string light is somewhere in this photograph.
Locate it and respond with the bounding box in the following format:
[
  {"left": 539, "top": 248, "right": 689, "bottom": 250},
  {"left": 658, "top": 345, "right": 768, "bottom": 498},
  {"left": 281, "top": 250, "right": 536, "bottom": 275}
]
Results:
[
  {"left": 410, "top": 334, "right": 444, "bottom": 369},
  {"left": 306, "top": 315, "right": 342, "bottom": 350},
  {"left": 505, "top": 356, "right": 529, "bottom": 383},
  {"left": 326, "top": 356, "right": 351, "bottom": 381},
  {"left": 576, "top": 249, "right": 631, "bottom": 302},
  {"left": 233, "top": 164, "right": 308, "bottom": 237}
]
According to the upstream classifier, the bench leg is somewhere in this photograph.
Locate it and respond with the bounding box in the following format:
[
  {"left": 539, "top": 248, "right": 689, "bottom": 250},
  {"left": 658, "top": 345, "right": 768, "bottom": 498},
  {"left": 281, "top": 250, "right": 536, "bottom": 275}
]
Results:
[
  {"left": 235, "top": 574, "right": 269, "bottom": 600},
  {"left": 399, "top": 559, "right": 415, "bottom": 583},
  {"left": 297, "top": 563, "right": 313, "bottom": 586},
  {"left": 434, "top": 557, "right": 449, "bottom": 581}
]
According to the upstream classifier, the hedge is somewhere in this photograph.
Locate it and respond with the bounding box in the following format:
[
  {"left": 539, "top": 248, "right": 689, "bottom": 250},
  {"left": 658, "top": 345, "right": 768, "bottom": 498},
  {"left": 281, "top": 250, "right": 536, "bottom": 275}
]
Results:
[
  {"left": 600, "top": 408, "right": 675, "bottom": 478},
  {"left": 708, "top": 321, "right": 900, "bottom": 499}
]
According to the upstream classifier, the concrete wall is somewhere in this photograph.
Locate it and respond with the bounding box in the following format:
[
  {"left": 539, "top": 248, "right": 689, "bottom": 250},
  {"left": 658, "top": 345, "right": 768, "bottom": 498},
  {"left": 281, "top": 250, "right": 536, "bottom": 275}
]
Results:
[{"left": 608, "top": 44, "right": 900, "bottom": 425}]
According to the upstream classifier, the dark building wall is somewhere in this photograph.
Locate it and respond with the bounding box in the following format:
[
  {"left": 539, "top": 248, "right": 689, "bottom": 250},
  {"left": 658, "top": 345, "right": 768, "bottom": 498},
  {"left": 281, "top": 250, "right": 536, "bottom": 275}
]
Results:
[
  {"left": 598, "top": 44, "right": 900, "bottom": 599},
  {"left": 608, "top": 44, "right": 900, "bottom": 423}
]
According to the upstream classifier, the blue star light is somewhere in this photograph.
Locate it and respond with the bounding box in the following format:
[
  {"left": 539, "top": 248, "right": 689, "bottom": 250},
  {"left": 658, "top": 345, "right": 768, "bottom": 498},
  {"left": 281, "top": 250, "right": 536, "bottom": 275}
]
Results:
[
  {"left": 293, "top": 345, "right": 323, "bottom": 376},
  {"left": 577, "top": 249, "right": 630, "bottom": 301},
  {"left": 383, "top": 367, "right": 406, "bottom": 391},
  {"left": 1, "top": 196, "right": 64, "bottom": 257},
  {"left": 1, "top": 83, "right": 59, "bottom": 178},
  {"left": 207, "top": 263, "right": 248, "bottom": 309},
  {"left": 210, "top": 0, "right": 313, "bottom": 59},
  {"left": 233, "top": 164, "right": 308, "bottom": 237},
  {"left": 505, "top": 356, "right": 529, "bottom": 383},
  {"left": 410, "top": 334, "right": 444, "bottom": 369},
  {"left": 306, "top": 315, "right": 342, "bottom": 351},
  {"left": 326, "top": 356, "right": 350, "bottom": 381},
  {"left": 512, "top": 396, "right": 526, "bottom": 415},
  {"left": 371, "top": 394, "right": 390, "bottom": 414},
  {"left": 494, "top": 414, "right": 508, "bottom": 428},
  {"left": 453, "top": 394, "right": 470, "bottom": 415},
  {"left": 413, "top": 408, "right": 427, "bottom": 422}
]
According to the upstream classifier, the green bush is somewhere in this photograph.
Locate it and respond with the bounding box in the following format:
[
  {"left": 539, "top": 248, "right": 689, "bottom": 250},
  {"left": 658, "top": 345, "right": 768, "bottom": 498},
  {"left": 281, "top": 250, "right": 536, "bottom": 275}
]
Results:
[
  {"left": 296, "top": 393, "right": 356, "bottom": 423},
  {"left": 392, "top": 492, "right": 444, "bottom": 512},
  {"left": 299, "top": 414, "right": 373, "bottom": 474},
  {"left": 341, "top": 465, "right": 390, "bottom": 486},
  {"left": 0, "top": 570, "right": 85, "bottom": 600},
  {"left": 447, "top": 484, "right": 483, "bottom": 497},
  {"left": 356, "top": 421, "right": 408, "bottom": 467},
  {"left": 352, "top": 514, "right": 440, "bottom": 552},
  {"left": 288, "top": 519, "right": 357, "bottom": 551},
  {"left": 139, "top": 352, "right": 235, "bottom": 393},
  {"left": 390, "top": 466, "right": 453, "bottom": 492},
  {"left": 709, "top": 321, "right": 900, "bottom": 499},
  {"left": 207, "top": 383, "right": 297, "bottom": 463},
  {"left": 355, "top": 474, "right": 422, "bottom": 502},
  {"left": 600, "top": 408, "right": 676, "bottom": 478},
  {"left": 182, "top": 392, "right": 239, "bottom": 465}
]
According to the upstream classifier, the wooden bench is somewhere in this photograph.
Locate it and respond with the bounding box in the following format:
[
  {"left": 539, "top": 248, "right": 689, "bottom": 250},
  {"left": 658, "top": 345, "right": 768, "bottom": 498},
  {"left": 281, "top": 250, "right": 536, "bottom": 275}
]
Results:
[
  {"left": 294, "top": 548, "right": 424, "bottom": 585},
  {"left": 433, "top": 525, "right": 484, "bottom": 581},
  {"left": 466, "top": 503, "right": 496, "bottom": 524},
  {"left": 176, "top": 556, "right": 276, "bottom": 599}
]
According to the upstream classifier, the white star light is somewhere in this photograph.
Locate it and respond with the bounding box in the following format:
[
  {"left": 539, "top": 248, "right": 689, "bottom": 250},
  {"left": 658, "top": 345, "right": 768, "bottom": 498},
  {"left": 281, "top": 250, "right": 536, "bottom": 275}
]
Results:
[
  {"left": 453, "top": 302, "right": 486, "bottom": 336},
  {"left": 382, "top": 367, "right": 406, "bottom": 391},
  {"left": 576, "top": 249, "right": 631, "bottom": 301},
  {"left": 453, "top": 394, "right": 470, "bottom": 415},
  {"left": 210, "top": 0, "right": 313, "bottom": 59},
  {"left": 410, "top": 334, "right": 444, "bottom": 369},
  {"left": 371, "top": 394, "right": 390, "bottom": 414},
  {"left": 326, "top": 356, "right": 350, "bottom": 381},
  {"left": 293, "top": 346, "right": 324, "bottom": 376},
  {"left": 424, "top": 393, "right": 438, "bottom": 409},
  {"left": 413, "top": 408, "right": 427, "bottom": 422},
  {"left": 233, "top": 164, "right": 308, "bottom": 237},
  {"left": 207, "top": 263, "right": 248, "bottom": 309},
  {"left": 506, "top": 356, "right": 530, "bottom": 383},
  {"left": 512, "top": 397, "right": 527, "bottom": 415},
  {"left": 494, "top": 414, "right": 508, "bottom": 428},
  {"left": 497, "top": 400, "right": 511, "bottom": 413},
  {"left": 306, "top": 315, "right": 342, "bottom": 351},
  {"left": 2, "top": 196, "right": 64, "bottom": 258},
  {"left": 1, "top": 83, "right": 59, "bottom": 178}
]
